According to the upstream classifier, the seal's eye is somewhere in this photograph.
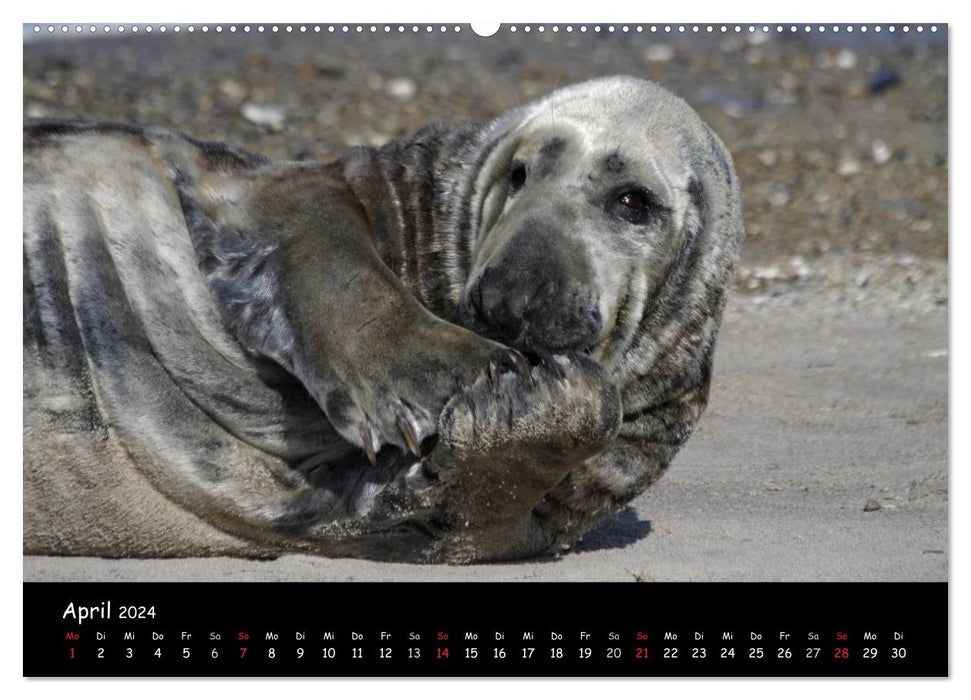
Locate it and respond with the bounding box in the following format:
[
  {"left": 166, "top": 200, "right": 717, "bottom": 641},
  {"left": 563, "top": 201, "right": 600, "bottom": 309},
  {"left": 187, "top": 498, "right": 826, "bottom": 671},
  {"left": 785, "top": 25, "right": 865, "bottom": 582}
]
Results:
[
  {"left": 509, "top": 162, "right": 527, "bottom": 193},
  {"left": 607, "top": 186, "right": 664, "bottom": 225}
]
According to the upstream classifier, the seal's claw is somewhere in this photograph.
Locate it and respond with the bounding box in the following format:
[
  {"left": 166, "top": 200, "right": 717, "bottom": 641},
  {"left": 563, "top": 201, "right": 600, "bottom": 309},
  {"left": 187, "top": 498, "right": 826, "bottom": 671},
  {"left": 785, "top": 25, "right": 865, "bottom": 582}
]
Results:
[
  {"left": 396, "top": 415, "right": 422, "bottom": 457},
  {"left": 488, "top": 361, "right": 501, "bottom": 395},
  {"left": 507, "top": 350, "right": 534, "bottom": 389},
  {"left": 360, "top": 424, "right": 377, "bottom": 465},
  {"left": 537, "top": 351, "right": 566, "bottom": 379}
]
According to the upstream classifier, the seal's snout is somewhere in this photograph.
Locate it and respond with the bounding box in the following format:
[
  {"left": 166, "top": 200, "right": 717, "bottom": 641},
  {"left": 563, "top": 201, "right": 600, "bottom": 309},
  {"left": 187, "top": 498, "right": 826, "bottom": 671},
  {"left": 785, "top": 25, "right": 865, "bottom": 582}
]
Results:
[
  {"left": 463, "top": 266, "right": 528, "bottom": 343},
  {"left": 461, "top": 265, "right": 603, "bottom": 354},
  {"left": 461, "top": 217, "right": 605, "bottom": 353}
]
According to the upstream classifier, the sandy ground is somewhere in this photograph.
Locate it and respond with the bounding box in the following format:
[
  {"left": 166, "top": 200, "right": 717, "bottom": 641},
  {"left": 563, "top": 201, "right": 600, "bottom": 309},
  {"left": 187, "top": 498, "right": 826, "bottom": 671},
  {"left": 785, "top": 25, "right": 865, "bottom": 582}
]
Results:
[
  {"left": 23, "top": 27, "right": 948, "bottom": 582},
  {"left": 24, "top": 275, "right": 948, "bottom": 582}
]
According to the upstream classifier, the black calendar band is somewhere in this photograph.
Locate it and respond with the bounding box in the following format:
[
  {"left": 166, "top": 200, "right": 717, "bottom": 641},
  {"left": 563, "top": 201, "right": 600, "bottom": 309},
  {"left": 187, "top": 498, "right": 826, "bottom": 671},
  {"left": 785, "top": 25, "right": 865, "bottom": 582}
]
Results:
[{"left": 24, "top": 582, "right": 947, "bottom": 677}]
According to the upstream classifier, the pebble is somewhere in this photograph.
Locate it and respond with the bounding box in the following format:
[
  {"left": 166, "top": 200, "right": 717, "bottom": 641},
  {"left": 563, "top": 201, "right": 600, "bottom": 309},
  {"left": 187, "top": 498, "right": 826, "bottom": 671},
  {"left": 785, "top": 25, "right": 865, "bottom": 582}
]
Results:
[
  {"left": 644, "top": 44, "right": 674, "bottom": 62},
  {"left": 768, "top": 188, "right": 790, "bottom": 208},
  {"left": 871, "top": 139, "right": 893, "bottom": 165},
  {"left": 25, "top": 103, "right": 49, "bottom": 119},
  {"left": 777, "top": 72, "right": 799, "bottom": 91},
  {"left": 758, "top": 150, "right": 778, "bottom": 168},
  {"left": 835, "top": 48, "right": 858, "bottom": 70},
  {"left": 241, "top": 103, "right": 286, "bottom": 131},
  {"left": 746, "top": 29, "right": 770, "bottom": 46},
  {"left": 386, "top": 77, "right": 417, "bottom": 100},
  {"left": 737, "top": 258, "right": 811, "bottom": 290},
  {"left": 837, "top": 157, "right": 862, "bottom": 176},
  {"left": 368, "top": 133, "right": 392, "bottom": 147},
  {"left": 367, "top": 74, "right": 384, "bottom": 91},
  {"left": 218, "top": 79, "right": 247, "bottom": 101},
  {"left": 846, "top": 80, "right": 866, "bottom": 98},
  {"left": 722, "top": 102, "right": 744, "bottom": 119},
  {"left": 788, "top": 256, "right": 810, "bottom": 279},
  {"left": 864, "top": 499, "right": 882, "bottom": 512},
  {"left": 869, "top": 69, "right": 902, "bottom": 94}
]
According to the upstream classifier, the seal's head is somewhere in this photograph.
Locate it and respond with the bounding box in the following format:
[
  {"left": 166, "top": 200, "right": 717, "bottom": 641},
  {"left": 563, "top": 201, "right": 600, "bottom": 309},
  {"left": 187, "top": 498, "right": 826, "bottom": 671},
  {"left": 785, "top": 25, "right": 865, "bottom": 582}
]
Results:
[{"left": 459, "top": 76, "right": 741, "bottom": 368}]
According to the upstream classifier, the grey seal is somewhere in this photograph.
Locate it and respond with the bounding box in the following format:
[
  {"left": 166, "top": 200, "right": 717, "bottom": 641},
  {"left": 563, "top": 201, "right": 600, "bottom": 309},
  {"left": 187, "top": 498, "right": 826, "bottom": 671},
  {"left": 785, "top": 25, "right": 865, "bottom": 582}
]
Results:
[{"left": 23, "top": 76, "right": 743, "bottom": 563}]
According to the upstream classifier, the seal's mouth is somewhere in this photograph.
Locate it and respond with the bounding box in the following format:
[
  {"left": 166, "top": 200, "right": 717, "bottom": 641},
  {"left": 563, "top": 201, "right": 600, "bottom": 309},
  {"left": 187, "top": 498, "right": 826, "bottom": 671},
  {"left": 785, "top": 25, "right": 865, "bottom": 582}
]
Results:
[{"left": 459, "top": 280, "right": 603, "bottom": 362}]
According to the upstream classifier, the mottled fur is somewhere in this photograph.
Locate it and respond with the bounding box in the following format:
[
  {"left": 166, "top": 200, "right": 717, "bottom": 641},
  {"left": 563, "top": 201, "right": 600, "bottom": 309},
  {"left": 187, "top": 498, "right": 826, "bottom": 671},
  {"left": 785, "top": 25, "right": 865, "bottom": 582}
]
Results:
[{"left": 23, "top": 77, "right": 743, "bottom": 563}]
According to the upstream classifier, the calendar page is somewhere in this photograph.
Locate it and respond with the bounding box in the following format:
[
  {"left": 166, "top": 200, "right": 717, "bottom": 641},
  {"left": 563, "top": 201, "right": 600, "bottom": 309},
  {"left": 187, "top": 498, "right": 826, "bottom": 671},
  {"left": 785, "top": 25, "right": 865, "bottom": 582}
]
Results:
[{"left": 22, "top": 20, "right": 948, "bottom": 678}]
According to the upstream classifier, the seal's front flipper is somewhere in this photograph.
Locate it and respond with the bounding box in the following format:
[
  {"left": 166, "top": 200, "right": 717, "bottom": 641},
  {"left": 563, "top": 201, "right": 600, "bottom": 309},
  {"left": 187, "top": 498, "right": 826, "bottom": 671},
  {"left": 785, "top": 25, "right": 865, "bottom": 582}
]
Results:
[
  {"left": 174, "top": 150, "right": 524, "bottom": 463},
  {"left": 423, "top": 355, "right": 622, "bottom": 562}
]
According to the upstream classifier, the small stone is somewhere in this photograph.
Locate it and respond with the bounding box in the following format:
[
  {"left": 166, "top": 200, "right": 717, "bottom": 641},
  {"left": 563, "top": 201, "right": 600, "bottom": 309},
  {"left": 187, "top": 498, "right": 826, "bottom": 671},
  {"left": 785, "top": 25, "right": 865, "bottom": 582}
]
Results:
[
  {"left": 368, "top": 133, "right": 392, "bottom": 147},
  {"left": 768, "top": 188, "right": 790, "bottom": 208},
  {"left": 240, "top": 102, "right": 285, "bottom": 131},
  {"left": 26, "top": 102, "right": 49, "bottom": 119},
  {"left": 343, "top": 133, "right": 368, "bottom": 148},
  {"left": 864, "top": 499, "right": 882, "bottom": 512},
  {"left": 837, "top": 157, "right": 861, "bottom": 176},
  {"left": 777, "top": 72, "right": 798, "bottom": 91},
  {"left": 644, "top": 44, "right": 674, "bottom": 62},
  {"left": 758, "top": 150, "right": 778, "bottom": 167},
  {"left": 386, "top": 77, "right": 417, "bottom": 100},
  {"left": 367, "top": 74, "right": 384, "bottom": 90},
  {"left": 871, "top": 139, "right": 893, "bottom": 164},
  {"left": 869, "top": 69, "right": 902, "bottom": 94},
  {"left": 71, "top": 71, "right": 93, "bottom": 88},
  {"left": 788, "top": 256, "right": 810, "bottom": 280},
  {"left": 722, "top": 102, "right": 744, "bottom": 119},
  {"left": 747, "top": 29, "right": 769, "bottom": 46},
  {"left": 218, "top": 78, "right": 247, "bottom": 100},
  {"left": 835, "top": 48, "right": 858, "bottom": 70},
  {"left": 846, "top": 80, "right": 866, "bottom": 98},
  {"left": 853, "top": 272, "right": 871, "bottom": 288}
]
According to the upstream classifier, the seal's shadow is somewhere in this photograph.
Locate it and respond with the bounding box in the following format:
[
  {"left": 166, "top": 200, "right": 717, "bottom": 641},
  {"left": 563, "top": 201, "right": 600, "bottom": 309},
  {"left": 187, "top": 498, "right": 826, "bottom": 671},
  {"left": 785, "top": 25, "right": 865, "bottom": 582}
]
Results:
[{"left": 569, "top": 507, "right": 653, "bottom": 553}]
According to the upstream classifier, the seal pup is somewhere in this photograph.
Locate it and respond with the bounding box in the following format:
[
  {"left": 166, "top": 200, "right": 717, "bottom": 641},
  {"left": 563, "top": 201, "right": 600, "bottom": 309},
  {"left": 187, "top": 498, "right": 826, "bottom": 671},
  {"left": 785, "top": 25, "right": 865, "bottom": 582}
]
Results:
[{"left": 23, "top": 76, "right": 743, "bottom": 562}]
